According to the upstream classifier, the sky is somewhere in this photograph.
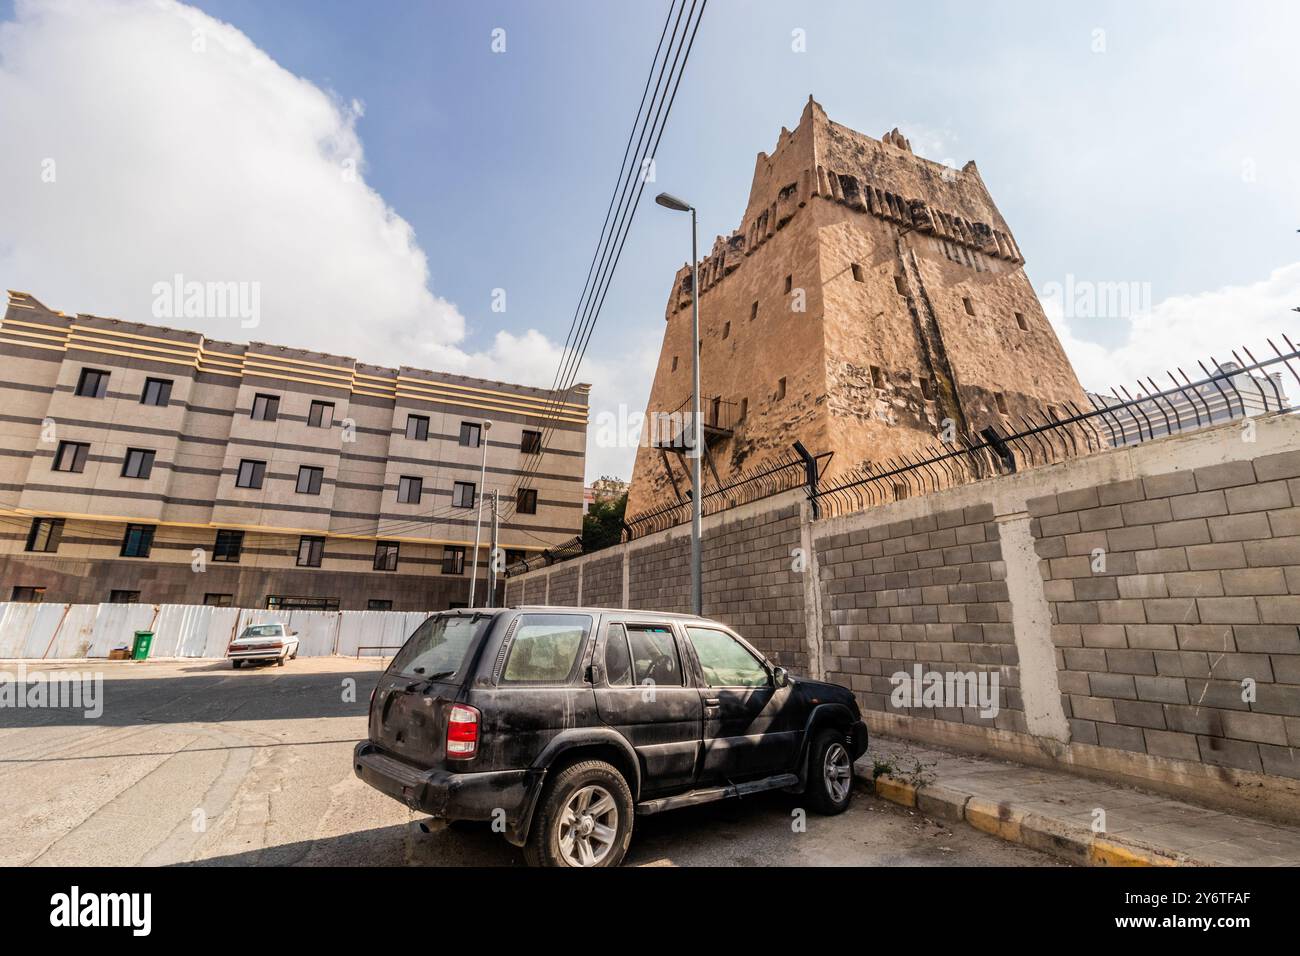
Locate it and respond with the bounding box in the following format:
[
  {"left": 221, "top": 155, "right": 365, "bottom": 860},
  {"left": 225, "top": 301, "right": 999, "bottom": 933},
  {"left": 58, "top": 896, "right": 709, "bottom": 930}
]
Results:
[{"left": 1, "top": 0, "right": 1298, "bottom": 483}]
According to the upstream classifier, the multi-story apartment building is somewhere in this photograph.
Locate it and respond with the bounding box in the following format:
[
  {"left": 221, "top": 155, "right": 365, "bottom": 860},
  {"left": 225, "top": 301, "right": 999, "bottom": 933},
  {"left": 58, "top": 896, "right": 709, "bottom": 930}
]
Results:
[{"left": 0, "top": 291, "right": 588, "bottom": 610}]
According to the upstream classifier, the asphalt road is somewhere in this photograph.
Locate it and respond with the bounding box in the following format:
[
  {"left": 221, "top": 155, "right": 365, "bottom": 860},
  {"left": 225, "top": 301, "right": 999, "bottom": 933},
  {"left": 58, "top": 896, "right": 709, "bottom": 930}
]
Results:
[{"left": 0, "top": 659, "right": 1061, "bottom": 867}]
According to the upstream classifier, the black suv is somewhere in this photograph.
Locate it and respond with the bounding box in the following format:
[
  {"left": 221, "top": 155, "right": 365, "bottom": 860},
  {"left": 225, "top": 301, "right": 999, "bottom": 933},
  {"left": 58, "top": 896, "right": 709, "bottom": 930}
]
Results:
[{"left": 354, "top": 606, "right": 869, "bottom": 867}]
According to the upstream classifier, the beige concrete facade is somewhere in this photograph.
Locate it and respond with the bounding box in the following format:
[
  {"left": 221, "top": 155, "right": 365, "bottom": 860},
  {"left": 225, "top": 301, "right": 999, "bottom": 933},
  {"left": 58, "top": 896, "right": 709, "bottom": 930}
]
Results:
[
  {"left": 0, "top": 291, "right": 588, "bottom": 610},
  {"left": 627, "top": 97, "right": 1089, "bottom": 519}
]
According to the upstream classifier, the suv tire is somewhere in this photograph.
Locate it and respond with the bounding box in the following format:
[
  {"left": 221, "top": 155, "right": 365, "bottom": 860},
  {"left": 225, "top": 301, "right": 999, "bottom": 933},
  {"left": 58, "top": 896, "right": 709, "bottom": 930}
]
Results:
[
  {"left": 524, "top": 759, "right": 634, "bottom": 868},
  {"left": 807, "top": 728, "right": 854, "bottom": 815}
]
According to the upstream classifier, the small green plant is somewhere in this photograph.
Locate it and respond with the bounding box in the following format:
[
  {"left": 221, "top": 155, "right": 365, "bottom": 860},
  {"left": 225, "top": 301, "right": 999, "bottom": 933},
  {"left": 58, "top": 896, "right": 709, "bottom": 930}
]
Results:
[{"left": 870, "top": 748, "right": 937, "bottom": 789}]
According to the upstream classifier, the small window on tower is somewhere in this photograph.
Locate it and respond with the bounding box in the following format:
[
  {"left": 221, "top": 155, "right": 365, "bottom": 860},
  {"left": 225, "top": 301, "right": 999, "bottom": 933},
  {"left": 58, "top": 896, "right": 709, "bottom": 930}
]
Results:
[
  {"left": 963, "top": 296, "right": 976, "bottom": 316},
  {"left": 671, "top": 356, "right": 678, "bottom": 372},
  {"left": 894, "top": 275, "right": 907, "bottom": 295},
  {"left": 739, "top": 398, "right": 748, "bottom": 421},
  {"left": 870, "top": 366, "right": 885, "bottom": 389},
  {"left": 1015, "top": 312, "right": 1029, "bottom": 331},
  {"left": 851, "top": 263, "right": 864, "bottom": 283},
  {"left": 722, "top": 321, "right": 730, "bottom": 340},
  {"left": 994, "top": 392, "right": 1009, "bottom": 416},
  {"left": 750, "top": 301, "right": 758, "bottom": 321},
  {"left": 776, "top": 377, "right": 787, "bottom": 401},
  {"left": 784, "top": 274, "right": 793, "bottom": 294}
]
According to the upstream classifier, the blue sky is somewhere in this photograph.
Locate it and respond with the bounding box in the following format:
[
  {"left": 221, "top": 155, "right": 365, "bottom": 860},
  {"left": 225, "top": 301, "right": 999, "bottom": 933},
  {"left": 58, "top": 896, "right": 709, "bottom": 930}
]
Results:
[{"left": 2, "top": 0, "right": 1298, "bottom": 479}]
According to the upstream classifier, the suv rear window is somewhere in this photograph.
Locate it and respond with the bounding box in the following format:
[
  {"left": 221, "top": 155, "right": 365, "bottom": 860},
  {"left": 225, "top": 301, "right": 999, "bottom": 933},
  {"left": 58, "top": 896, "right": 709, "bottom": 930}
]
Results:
[
  {"left": 390, "top": 614, "right": 486, "bottom": 680},
  {"left": 502, "top": 613, "right": 592, "bottom": 684}
]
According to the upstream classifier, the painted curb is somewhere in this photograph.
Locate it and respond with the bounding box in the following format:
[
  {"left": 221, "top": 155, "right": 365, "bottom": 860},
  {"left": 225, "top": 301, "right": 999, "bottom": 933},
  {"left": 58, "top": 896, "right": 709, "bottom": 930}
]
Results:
[{"left": 866, "top": 774, "right": 1192, "bottom": 867}]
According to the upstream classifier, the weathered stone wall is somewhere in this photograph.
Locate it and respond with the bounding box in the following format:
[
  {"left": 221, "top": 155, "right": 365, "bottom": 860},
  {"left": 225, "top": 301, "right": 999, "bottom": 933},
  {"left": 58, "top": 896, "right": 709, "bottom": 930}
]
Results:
[
  {"left": 509, "top": 414, "right": 1300, "bottom": 818},
  {"left": 547, "top": 565, "right": 579, "bottom": 607}
]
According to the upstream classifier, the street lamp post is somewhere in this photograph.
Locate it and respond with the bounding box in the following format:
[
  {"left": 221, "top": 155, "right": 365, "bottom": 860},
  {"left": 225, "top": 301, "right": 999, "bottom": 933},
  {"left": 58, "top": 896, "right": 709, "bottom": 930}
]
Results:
[
  {"left": 467, "top": 419, "right": 493, "bottom": 608},
  {"left": 655, "top": 191, "right": 703, "bottom": 616}
]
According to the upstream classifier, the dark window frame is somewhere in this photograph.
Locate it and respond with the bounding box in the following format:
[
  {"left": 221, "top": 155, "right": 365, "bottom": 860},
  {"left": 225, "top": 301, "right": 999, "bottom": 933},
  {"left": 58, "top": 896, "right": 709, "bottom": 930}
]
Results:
[
  {"left": 441, "top": 545, "right": 466, "bottom": 575},
  {"left": 52, "top": 440, "right": 89, "bottom": 473},
  {"left": 452, "top": 481, "right": 476, "bottom": 509},
  {"left": 307, "top": 400, "right": 334, "bottom": 428},
  {"left": 235, "top": 459, "right": 266, "bottom": 489},
  {"left": 296, "top": 464, "right": 324, "bottom": 495},
  {"left": 520, "top": 429, "right": 542, "bottom": 454},
  {"left": 516, "top": 488, "right": 538, "bottom": 515},
  {"left": 251, "top": 393, "right": 280, "bottom": 422},
  {"left": 121, "top": 447, "right": 156, "bottom": 480},
  {"left": 11, "top": 586, "right": 46, "bottom": 603},
  {"left": 76, "top": 368, "right": 110, "bottom": 398},
  {"left": 120, "top": 524, "right": 156, "bottom": 558},
  {"left": 405, "top": 414, "right": 430, "bottom": 441},
  {"left": 397, "top": 475, "right": 423, "bottom": 504},
  {"left": 25, "top": 517, "right": 64, "bottom": 553},
  {"left": 109, "top": 589, "right": 141, "bottom": 604},
  {"left": 296, "top": 536, "right": 325, "bottom": 568},
  {"left": 204, "top": 593, "right": 234, "bottom": 607},
  {"left": 459, "top": 421, "right": 482, "bottom": 448},
  {"left": 212, "top": 529, "right": 244, "bottom": 563},
  {"left": 373, "top": 541, "right": 400, "bottom": 572},
  {"left": 140, "top": 377, "right": 173, "bottom": 406}
]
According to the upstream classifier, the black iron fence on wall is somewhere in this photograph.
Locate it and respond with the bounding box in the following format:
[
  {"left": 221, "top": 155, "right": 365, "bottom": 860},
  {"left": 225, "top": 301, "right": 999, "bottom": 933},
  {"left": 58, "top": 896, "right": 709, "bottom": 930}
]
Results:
[{"left": 815, "top": 337, "right": 1300, "bottom": 519}]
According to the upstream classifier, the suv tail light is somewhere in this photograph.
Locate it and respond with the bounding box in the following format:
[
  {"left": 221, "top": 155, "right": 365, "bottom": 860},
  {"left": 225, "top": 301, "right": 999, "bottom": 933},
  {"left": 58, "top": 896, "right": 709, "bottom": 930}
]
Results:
[{"left": 446, "top": 704, "right": 480, "bottom": 760}]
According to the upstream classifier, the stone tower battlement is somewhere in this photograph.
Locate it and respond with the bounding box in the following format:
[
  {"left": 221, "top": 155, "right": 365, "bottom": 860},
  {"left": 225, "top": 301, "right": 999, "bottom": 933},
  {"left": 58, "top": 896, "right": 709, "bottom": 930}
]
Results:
[{"left": 627, "top": 96, "right": 1088, "bottom": 520}]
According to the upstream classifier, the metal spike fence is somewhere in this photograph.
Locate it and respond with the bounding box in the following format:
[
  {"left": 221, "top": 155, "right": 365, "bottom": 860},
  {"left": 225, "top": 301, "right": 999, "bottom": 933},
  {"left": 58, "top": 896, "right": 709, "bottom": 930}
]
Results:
[{"left": 815, "top": 336, "right": 1300, "bottom": 519}]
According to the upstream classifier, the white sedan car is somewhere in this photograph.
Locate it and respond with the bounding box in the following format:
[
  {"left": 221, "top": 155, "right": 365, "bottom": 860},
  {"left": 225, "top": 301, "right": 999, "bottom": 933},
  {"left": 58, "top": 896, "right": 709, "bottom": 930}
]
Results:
[{"left": 228, "top": 623, "right": 300, "bottom": 668}]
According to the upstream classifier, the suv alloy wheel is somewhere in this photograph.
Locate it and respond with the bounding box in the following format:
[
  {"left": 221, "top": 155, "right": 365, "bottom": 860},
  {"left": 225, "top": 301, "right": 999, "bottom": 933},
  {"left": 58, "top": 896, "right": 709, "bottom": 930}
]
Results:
[{"left": 524, "top": 759, "right": 634, "bottom": 867}]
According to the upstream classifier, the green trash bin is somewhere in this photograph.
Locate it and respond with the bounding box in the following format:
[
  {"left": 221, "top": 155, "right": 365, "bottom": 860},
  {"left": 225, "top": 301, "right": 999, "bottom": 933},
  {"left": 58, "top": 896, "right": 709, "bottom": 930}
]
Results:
[{"left": 131, "top": 630, "right": 154, "bottom": 660}]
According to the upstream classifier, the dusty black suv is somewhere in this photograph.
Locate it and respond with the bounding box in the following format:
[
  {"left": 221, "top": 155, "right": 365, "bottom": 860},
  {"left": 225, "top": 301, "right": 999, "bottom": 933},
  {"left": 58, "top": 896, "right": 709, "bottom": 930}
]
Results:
[{"left": 353, "top": 606, "right": 868, "bottom": 867}]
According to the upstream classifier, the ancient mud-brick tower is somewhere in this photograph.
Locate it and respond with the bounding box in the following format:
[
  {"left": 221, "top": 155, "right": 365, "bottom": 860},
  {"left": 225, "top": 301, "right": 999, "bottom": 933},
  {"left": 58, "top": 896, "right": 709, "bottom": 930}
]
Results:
[{"left": 625, "top": 96, "right": 1089, "bottom": 519}]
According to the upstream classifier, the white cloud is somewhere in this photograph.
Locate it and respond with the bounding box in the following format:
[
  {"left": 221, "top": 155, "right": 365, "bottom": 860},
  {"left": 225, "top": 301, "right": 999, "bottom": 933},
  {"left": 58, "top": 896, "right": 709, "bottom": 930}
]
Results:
[
  {"left": 1045, "top": 262, "right": 1300, "bottom": 397},
  {"left": 0, "top": 0, "right": 463, "bottom": 361}
]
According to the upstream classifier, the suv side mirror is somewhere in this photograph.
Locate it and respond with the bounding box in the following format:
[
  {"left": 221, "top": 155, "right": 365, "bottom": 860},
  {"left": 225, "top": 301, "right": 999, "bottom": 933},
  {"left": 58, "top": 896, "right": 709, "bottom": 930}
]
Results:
[{"left": 772, "top": 666, "right": 789, "bottom": 688}]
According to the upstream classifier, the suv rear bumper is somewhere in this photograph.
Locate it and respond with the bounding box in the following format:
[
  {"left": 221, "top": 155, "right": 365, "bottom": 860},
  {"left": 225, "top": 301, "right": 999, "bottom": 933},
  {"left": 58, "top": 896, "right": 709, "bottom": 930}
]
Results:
[{"left": 353, "top": 741, "right": 541, "bottom": 841}]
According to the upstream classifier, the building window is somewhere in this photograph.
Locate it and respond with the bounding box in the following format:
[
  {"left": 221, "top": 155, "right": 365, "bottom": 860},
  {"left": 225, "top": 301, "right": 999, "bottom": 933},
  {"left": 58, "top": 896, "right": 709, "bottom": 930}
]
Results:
[
  {"left": 442, "top": 546, "right": 466, "bottom": 575},
  {"left": 894, "top": 275, "right": 907, "bottom": 295},
  {"left": 785, "top": 274, "right": 793, "bottom": 294},
  {"left": 53, "top": 440, "right": 89, "bottom": 473},
  {"left": 251, "top": 393, "right": 280, "bottom": 422},
  {"left": 739, "top": 398, "right": 748, "bottom": 421},
  {"left": 296, "top": 465, "right": 324, "bottom": 495},
  {"left": 213, "top": 529, "right": 244, "bottom": 562},
  {"left": 459, "top": 421, "right": 482, "bottom": 447},
  {"left": 308, "top": 400, "right": 334, "bottom": 428},
  {"left": 397, "top": 476, "right": 423, "bottom": 504},
  {"left": 994, "top": 392, "right": 1009, "bottom": 416},
  {"left": 750, "top": 301, "right": 759, "bottom": 320},
  {"left": 722, "top": 321, "right": 731, "bottom": 340},
  {"left": 963, "top": 296, "right": 976, "bottom": 316},
  {"left": 110, "top": 590, "right": 141, "bottom": 604},
  {"left": 405, "top": 414, "right": 429, "bottom": 441},
  {"left": 1015, "top": 312, "right": 1029, "bottom": 331},
  {"left": 516, "top": 488, "right": 538, "bottom": 515},
  {"left": 236, "top": 459, "right": 266, "bottom": 489},
  {"left": 367, "top": 599, "right": 393, "bottom": 611},
  {"left": 505, "top": 549, "right": 527, "bottom": 568},
  {"left": 204, "top": 593, "right": 234, "bottom": 607},
  {"left": 296, "top": 536, "right": 325, "bottom": 568},
  {"left": 140, "top": 378, "right": 172, "bottom": 406},
  {"left": 671, "top": 356, "right": 678, "bottom": 372},
  {"left": 520, "top": 429, "right": 542, "bottom": 454},
  {"left": 25, "top": 518, "right": 64, "bottom": 553},
  {"left": 267, "top": 595, "right": 339, "bottom": 612},
  {"left": 122, "top": 448, "right": 156, "bottom": 479},
  {"left": 76, "top": 368, "right": 110, "bottom": 398},
  {"left": 870, "top": 365, "right": 885, "bottom": 389},
  {"left": 452, "top": 481, "right": 476, "bottom": 509},
  {"left": 120, "top": 524, "right": 155, "bottom": 558},
  {"left": 373, "top": 541, "right": 400, "bottom": 572},
  {"left": 851, "top": 263, "right": 864, "bottom": 283},
  {"left": 11, "top": 586, "right": 46, "bottom": 603},
  {"left": 776, "top": 377, "right": 787, "bottom": 401}
]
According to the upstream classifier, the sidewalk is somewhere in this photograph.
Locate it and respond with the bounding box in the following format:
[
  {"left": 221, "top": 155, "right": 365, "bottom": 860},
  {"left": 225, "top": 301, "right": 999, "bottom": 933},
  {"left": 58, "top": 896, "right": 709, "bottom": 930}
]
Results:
[{"left": 855, "top": 735, "right": 1300, "bottom": 866}]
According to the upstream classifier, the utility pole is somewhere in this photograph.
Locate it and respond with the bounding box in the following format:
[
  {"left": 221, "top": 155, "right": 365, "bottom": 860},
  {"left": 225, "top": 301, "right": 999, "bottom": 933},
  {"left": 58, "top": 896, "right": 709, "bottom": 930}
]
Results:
[
  {"left": 467, "top": 419, "right": 493, "bottom": 608},
  {"left": 486, "top": 490, "right": 500, "bottom": 608}
]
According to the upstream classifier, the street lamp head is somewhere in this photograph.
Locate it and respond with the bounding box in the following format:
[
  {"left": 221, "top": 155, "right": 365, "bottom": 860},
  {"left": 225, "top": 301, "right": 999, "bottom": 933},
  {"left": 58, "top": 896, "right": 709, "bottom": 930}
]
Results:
[
  {"left": 655, "top": 192, "right": 692, "bottom": 213},
  {"left": 482, "top": 420, "right": 493, "bottom": 431}
]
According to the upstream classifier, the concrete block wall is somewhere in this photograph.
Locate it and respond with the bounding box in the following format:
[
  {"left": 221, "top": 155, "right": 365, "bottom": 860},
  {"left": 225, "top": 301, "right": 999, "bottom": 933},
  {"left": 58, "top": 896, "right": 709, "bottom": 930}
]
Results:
[
  {"left": 505, "top": 413, "right": 1300, "bottom": 817},
  {"left": 1030, "top": 448, "right": 1300, "bottom": 781},
  {"left": 815, "top": 502, "right": 1025, "bottom": 734},
  {"left": 581, "top": 553, "right": 624, "bottom": 608},
  {"left": 547, "top": 565, "right": 579, "bottom": 607}
]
